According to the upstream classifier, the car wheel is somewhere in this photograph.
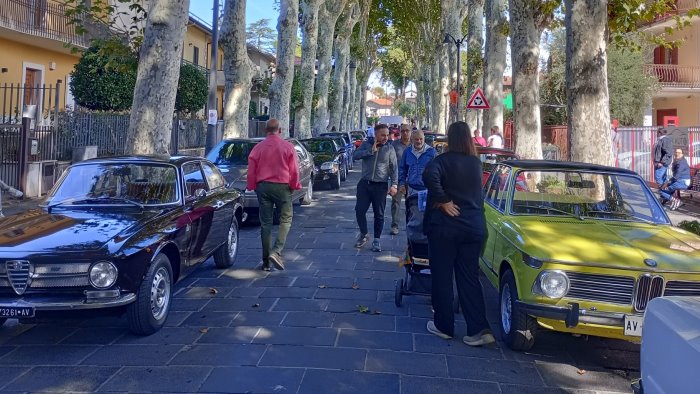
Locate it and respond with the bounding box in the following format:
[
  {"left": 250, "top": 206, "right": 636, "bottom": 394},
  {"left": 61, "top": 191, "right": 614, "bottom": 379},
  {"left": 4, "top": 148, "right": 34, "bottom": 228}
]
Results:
[
  {"left": 214, "top": 217, "right": 239, "bottom": 268},
  {"left": 500, "top": 270, "right": 537, "bottom": 351},
  {"left": 340, "top": 165, "right": 347, "bottom": 181},
  {"left": 395, "top": 279, "right": 404, "bottom": 307},
  {"left": 330, "top": 171, "right": 341, "bottom": 189},
  {"left": 127, "top": 254, "right": 173, "bottom": 335},
  {"left": 300, "top": 179, "right": 313, "bottom": 205}
]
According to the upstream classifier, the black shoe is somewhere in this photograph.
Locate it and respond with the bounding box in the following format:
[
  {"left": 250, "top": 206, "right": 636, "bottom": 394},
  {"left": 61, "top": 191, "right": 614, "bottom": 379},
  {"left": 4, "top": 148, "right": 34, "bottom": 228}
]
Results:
[
  {"left": 261, "top": 260, "right": 271, "bottom": 271},
  {"left": 269, "top": 253, "right": 285, "bottom": 270}
]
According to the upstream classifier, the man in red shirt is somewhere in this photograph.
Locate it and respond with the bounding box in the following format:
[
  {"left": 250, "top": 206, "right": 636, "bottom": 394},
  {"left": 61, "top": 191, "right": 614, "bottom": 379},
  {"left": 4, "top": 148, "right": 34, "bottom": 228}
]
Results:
[{"left": 246, "top": 119, "right": 301, "bottom": 271}]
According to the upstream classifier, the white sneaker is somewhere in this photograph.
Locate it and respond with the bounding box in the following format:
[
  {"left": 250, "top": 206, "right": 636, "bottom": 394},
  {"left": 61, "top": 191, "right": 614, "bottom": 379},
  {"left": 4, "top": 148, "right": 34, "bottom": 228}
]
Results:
[
  {"left": 426, "top": 321, "right": 452, "bottom": 339},
  {"left": 463, "top": 329, "right": 496, "bottom": 347}
]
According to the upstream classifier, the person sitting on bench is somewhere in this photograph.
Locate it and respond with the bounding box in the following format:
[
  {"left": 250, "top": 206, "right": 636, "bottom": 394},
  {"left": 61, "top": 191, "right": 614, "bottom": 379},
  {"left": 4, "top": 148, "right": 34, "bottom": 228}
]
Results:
[{"left": 660, "top": 148, "right": 691, "bottom": 210}]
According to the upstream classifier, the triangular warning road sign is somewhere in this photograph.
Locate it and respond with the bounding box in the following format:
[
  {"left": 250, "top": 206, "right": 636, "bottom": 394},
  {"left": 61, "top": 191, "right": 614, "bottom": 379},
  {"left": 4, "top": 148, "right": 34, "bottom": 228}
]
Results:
[{"left": 467, "top": 87, "right": 490, "bottom": 109}]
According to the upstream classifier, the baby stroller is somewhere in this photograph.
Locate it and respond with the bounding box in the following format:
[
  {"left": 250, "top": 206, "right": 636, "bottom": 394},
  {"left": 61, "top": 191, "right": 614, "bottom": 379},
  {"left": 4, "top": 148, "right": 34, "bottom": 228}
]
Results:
[{"left": 395, "top": 193, "right": 460, "bottom": 312}]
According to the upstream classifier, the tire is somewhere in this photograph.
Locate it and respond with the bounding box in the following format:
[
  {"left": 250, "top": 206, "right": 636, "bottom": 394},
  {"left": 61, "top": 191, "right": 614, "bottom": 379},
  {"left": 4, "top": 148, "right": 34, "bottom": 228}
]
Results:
[
  {"left": 127, "top": 254, "right": 173, "bottom": 335},
  {"left": 214, "top": 217, "right": 239, "bottom": 268},
  {"left": 300, "top": 179, "right": 313, "bottom": 205},
  {"left": 499, "top": 270, "right": 538, "bottom": 351},
  {"left": 395, "top": 279, "right": 404, "bottom": 307},
  {"left": 330, "top": 171, "right": 341, "bottom": 190},
  {"left": 340, "top": 164, "right": 347, "bottom": 181}
]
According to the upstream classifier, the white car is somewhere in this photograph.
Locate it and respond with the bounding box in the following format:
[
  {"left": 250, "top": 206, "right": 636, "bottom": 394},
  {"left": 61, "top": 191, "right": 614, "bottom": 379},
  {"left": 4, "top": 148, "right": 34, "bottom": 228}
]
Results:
[{"left": 635, "top": 296, "right": 700, "bottom": 394}]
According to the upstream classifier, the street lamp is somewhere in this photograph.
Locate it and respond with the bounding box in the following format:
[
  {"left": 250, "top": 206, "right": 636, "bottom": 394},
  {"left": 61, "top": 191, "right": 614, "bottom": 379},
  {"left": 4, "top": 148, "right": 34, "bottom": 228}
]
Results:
[{"left": 443, "top": 33, "right": 468, "bottom": 122}]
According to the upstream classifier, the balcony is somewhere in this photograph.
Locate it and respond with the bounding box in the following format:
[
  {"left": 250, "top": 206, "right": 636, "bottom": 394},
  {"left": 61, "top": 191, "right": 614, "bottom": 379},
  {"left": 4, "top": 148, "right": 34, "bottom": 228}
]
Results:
[
  {"left": 0, "top": 0, "right": 88, "bottom": 48},
  {"left": 649, "top": 0, "right": 700, "bottom": 24},
  {"left": 644, "top": 64, "right": 700, "bottom": 89}
]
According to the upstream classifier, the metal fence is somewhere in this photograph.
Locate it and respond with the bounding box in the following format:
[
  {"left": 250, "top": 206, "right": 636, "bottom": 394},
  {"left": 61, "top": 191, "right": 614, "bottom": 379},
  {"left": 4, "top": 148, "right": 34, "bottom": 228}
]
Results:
[
  {"left": 0, "top": 83, "right": 61, "bottom": 125},
  {"left": 0, "top": 124, "right": 22, "bottom": 188}
]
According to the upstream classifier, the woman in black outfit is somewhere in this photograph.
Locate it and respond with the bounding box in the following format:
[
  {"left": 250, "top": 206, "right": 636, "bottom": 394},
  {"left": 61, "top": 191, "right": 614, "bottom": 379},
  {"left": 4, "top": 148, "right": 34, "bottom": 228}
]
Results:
[{"left": 422, "top": 121, "right": 495, "bottom": 347}]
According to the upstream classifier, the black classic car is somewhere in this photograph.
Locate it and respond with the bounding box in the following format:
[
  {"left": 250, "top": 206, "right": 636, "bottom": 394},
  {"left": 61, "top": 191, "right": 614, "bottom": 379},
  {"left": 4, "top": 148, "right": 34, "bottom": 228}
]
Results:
[
  {"left": 319, "top": 132, "right": 355, "bottom": 169},
  {"left": 206, "top": 137, "right": 315, "bottom": 223},
  {"left": 0, "top": 156, "right": 244, "bottom": 335},
  {"left": 301, "top": 138, "right": 348, "bottom": 189}
]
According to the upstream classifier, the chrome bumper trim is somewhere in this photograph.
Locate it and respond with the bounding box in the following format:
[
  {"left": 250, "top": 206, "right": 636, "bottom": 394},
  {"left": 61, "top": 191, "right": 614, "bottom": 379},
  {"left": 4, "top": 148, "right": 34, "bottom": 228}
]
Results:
[
  {"left": 516, "top": 300, "right": 637, "bottom": 328},
  {"left": 0, "top": 293, "right": 136, "bottom": 311}
]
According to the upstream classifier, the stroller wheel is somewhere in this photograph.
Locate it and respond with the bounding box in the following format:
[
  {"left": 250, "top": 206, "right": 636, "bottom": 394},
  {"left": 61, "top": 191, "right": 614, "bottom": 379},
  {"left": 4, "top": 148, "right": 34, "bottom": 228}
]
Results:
[{"left": 395, "top": 279, "right": 404, "bottom": 307}]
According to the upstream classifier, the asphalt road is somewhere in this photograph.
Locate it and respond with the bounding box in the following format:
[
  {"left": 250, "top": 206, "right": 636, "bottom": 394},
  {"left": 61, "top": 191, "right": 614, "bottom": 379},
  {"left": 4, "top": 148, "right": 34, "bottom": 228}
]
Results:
[{"left": 0, "top": 169, "right": 638, "bottom": 393}]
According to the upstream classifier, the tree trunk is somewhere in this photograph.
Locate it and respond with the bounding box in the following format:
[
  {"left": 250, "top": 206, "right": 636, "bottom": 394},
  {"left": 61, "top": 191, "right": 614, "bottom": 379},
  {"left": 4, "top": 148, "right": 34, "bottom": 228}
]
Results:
[
  {"left": 566, "top": 0, "right": 611, "bottom": 165},
  {"left": 269, "top": 0, "right": 299, "bottom": 136},
  {"left": 509, "top": 0, "right": 544, "bottom": 160},
  {"left": 125, "top": 0, "right": 189, "bottom": 154},
  {"left": 296, "top": 0, "right": 323, "bottom": 139},
  {"left": 328, "top": 3, "right": 359, "bottom": 131},
  {"left": 220, "top": 0, "right": 255, "bottom": 139},
  {"left": 312, "top": 0, "right": 348, "bottom": 135},
  {"left": 465, "top": 0, "right": 484, "bottom": 130},
  {"left": 345, "top": 65, "right": 357, "bottom": 130},
  {"left": 483, "top": 0, "right": 507, "bottom": 136}
]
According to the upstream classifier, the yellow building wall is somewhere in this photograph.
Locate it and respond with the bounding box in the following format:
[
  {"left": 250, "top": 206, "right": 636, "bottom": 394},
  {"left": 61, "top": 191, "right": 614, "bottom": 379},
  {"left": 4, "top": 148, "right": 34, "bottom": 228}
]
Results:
[
  {"left": 670, "top": 23, "right": 700, "bottom": 66},
  {"left": 653, "top": 95, "right": 700, "bottom": 126},
  {"left": 0, "top": 38, "right": 78, "bottom": 111},
  {"left": 183, "top": 25, "right": 210, "bottom": 67}
]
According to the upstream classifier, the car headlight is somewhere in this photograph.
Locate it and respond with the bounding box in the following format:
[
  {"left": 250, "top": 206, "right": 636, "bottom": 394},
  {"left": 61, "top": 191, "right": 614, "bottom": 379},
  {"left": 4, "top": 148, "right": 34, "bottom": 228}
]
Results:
[
  {"left": 89, "top": 261, "right": 118, "bottom": 289},
  {"left": 536, "top": 271, "right": 569, "bottom": 299},
  {"left": 320, "top": 162, "right": 337, "bottom": 171}
]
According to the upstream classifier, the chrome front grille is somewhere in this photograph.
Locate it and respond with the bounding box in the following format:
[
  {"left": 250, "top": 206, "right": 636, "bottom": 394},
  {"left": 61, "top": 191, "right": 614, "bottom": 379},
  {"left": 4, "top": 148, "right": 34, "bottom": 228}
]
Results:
[
  {"left": 0, "top": 262, "right": 90, "bottom": 293},
  {"left": 664, "top": 280, "right": 700, "bottom": 297},
  {"left": 634, "top": 274, "right": 664, "bottom": 312},
  {"left": 566, "top": 272, "right": 635, "bottom": 305}
]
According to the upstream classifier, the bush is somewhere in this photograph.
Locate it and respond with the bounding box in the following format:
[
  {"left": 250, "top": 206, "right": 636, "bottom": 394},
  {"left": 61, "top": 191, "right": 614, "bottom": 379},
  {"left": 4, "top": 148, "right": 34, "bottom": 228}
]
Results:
[
  {"left": 175, "top": 63, "right": 208, "bottom": 115},
  {"left": 678, "top": 220, "right": 700, "bottom": 236},
  {"left": 70, "top": 46, "right": 137, "bottom": 111}
]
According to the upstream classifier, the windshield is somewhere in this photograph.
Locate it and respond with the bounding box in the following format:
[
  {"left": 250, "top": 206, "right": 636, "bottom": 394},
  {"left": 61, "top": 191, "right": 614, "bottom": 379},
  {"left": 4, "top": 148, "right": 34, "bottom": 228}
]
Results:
[
  {"left": 351, "top": 133, "right": 364, "bottom": 140},
  {"left": 508, "top": 170, "right": 669, "bottom": 224},
  {"left": 303, "top": 140, "right": 336, "bottom": 154},
  {"left": 46, "top": 163, "right": 179, "bottom": 206},
  {"left": 206, "top": 141, "right": 258, "bottom": 165}
]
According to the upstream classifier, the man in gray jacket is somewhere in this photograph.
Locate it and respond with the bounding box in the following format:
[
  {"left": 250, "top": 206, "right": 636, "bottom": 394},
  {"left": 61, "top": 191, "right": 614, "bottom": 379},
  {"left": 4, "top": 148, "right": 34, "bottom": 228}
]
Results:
[
  {"left": 353, "top": 124, "right": 398, "bottom": 252},
  {"left": 653, "top": 128, "right": 674, "bottom": 185}
]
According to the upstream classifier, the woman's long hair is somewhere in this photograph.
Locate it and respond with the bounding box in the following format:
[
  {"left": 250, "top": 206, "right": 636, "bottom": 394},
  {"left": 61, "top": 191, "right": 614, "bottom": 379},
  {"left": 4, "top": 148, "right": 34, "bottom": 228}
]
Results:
[{"left": 447, "top": 121, "right": 477, "bottom": 156}]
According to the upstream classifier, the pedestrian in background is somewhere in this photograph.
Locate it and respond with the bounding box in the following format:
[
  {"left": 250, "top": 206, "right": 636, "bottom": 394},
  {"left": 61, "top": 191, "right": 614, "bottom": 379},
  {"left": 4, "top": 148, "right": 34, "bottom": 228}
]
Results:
[
  {"left": 486, "top": 126, "right": 504, "bottom": 148},
  {"left": 353, "top": 124, "right": 398, "bottom": 252},
  {"left": 473, "top": 129, "right": 487, "bottom": 147},
  {"left": 653, "top": 128, "right": 673, "bottom": 185},
  {"left": 246, "top": 118, "right": 301, "bottom": 271},
  {"left": 399, "top": 129, "right": 436, "bottom": 240},
  {"left": 660, "top": 148, "right": 691, "bottom": 210},
  {"left": 390, "top": 124, "right": 412, "bottom": 235},
  {"left": 422, "top": 121, "right": 495, "bottom": 347},
  {"left": 611, "top": 127, "right": 621, "bottom": 166}
]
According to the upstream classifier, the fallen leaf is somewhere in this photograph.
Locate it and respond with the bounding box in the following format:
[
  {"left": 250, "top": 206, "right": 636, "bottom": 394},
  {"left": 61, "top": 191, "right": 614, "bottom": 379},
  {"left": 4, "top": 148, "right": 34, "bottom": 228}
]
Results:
[
  {"left": 318, "top": 284, "right": 327, "bottom": 289},
  {"left": 209, "top": 288, "right": 218, "bottom": 295},
  {"left": 357, "top": 305, "right": 369, "bottom": 313},
  {"left": 199, "top": 328, "right": 209, "bottom": 334},
  {"left": 577, "top": 369, "right": 587, "bottom": 375},
  {"left": 372, "top": 310, "right": 382, "bottom": 315},
  {"left": 252, "top": 303, "right": 260, "bottom": 308},
  {"left": 351, "top": 283, "right": 360, "bottom": 290}
]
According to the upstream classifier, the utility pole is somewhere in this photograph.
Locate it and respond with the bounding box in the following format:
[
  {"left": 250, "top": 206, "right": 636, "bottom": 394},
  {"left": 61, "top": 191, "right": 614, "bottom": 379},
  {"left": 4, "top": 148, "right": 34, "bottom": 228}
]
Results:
[
  {"left": 205, "top": 0, "right": 220, "bottom": 154},
  {"left": 443, "top": 33, "right": 468, "bottom": 122}
]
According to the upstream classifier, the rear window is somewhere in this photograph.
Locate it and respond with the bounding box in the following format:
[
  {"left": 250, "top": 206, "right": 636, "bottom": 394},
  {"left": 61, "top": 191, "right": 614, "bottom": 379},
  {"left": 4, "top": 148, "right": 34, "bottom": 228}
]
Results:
[{"left": 206, "top": 141, "right": 258, "bottom": 166}]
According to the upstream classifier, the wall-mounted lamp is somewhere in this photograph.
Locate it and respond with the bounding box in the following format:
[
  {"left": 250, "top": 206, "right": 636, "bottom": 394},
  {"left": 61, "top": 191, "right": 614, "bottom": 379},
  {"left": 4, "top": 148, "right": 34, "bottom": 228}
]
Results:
[
  {"left": 49, "top": 62, "right": 56, "bottom": 70},
  {"left": 0, "top": 68, "right": 7, "bottom": 73}
]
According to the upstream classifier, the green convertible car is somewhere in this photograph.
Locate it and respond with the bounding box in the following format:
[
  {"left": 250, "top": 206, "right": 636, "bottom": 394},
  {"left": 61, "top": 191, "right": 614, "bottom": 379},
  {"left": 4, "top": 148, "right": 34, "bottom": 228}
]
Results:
[{"left": 481, "top": 160, "right": 700, "bottom": 351}]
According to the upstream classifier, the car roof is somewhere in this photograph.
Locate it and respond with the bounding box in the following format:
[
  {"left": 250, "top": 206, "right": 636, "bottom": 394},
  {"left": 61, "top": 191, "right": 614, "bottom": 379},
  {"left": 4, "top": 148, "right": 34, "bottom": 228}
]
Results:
[
  {"left": 477, "top": 147, "right": 517, "bottom": 155},
  {"left": 502, "top": 159, "right": 638, "bottom": 175},
  {"left": 80, "top": 155, "right": 205, "bottom": 166}
]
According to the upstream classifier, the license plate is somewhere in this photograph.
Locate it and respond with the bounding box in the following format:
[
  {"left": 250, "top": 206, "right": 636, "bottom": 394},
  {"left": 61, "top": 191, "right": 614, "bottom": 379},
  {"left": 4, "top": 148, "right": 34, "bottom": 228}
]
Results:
[
  {"left": 0, "top": 307, "right": 35, "bottom": 318},
  {"left": 624, "top": 315, "right": 644, "bottom": 337}
]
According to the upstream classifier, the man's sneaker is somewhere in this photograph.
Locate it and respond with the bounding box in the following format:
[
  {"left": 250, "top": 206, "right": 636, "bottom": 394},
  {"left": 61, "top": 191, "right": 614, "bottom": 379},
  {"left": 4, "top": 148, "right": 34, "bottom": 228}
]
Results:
[
  {"left": 261, "top": 260, "right": 271, "bottom": 271},
  {"left": 463, "top": 329, "right": 496, "bottom": 347},
  {"left": 390, "top": 226, "right": 399, "bottom": 235},
  {"left": 671, "top": 197, "right": 683, "bottom": 211},
  {"left": 426, "top": 321, "right": 452, "bottom": 339},
  {"left": 355, "top": 233, "right": 369, "bottom": 248},
  {"left": 371, "top": 239, "right": 382, "bottom": 252},
  {"left": 268, "top": 253, "right": 285, "bottom": 270}
]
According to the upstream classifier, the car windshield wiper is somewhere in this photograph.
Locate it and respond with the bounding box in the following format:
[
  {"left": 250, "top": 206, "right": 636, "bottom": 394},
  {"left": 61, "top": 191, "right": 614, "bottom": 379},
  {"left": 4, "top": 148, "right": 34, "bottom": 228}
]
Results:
[
  {"left": 532, "top": 205, "right": 584, "bottom": 221},
  {"left": 584, "top": 210, "right": 657, "bottom": 225},
  {"left": 82, "top": 197, "right": 144, "bottom": 209}
]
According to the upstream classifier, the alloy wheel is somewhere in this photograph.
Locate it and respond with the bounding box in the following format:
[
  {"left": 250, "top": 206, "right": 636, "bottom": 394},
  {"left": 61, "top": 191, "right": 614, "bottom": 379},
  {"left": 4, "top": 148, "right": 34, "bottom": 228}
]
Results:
[{"left": 501, "top": 283, "right": 512, "bottom": 334}]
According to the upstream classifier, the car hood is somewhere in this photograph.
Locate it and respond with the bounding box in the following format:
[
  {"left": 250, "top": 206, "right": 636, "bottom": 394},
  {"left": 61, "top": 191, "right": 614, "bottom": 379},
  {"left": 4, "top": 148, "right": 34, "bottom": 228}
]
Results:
[
  {"left": 216, "top": 164, "right": 247, "bottom": 190},
  {"left": 0, "top": 209, "right": 160, "bottom": 253},
  {"left": 507, "top": 218, "right": 700, "bottom": 271},
  {"left": 311, "top": 153, "right": 337, "bottom": 166}
]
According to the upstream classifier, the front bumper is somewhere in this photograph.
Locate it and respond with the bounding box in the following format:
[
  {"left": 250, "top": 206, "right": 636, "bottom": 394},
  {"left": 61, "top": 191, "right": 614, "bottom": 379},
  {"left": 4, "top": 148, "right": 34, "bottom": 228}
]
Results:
[
  {"left": 314, "top": 170, "right": 338, "bottom": 182},
  {"left": 516, "top": 300, "right": 632, "bottom": 328},
  {"left": 0, "top": 292, "right": 136, "bottom": 313}
]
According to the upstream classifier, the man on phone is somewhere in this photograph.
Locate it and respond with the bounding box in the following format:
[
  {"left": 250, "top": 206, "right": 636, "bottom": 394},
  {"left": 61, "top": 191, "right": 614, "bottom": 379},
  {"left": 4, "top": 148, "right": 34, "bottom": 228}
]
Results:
[{"left": 353, "top": 124, "right": 398, "bottom": 252}]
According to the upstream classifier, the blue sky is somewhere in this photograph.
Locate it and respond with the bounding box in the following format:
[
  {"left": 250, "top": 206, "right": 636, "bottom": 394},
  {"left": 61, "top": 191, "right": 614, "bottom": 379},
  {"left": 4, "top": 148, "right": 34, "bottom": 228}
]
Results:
[{"left": 189, "top": 0, "right": 278, "bottom": 28}]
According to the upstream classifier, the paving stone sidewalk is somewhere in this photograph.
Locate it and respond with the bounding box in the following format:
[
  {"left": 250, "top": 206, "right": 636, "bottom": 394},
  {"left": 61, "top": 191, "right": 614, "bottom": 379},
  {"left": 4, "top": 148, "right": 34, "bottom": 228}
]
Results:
[{"left": 0, "top": 169, "right": 640, "bottom": 393}]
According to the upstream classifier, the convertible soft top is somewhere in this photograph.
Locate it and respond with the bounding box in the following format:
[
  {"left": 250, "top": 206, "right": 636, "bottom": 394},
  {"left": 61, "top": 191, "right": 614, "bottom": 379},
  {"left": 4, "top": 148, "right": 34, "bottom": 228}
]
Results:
[{"left": 502, "top": 159, "right": 637, "bottom": 175}]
